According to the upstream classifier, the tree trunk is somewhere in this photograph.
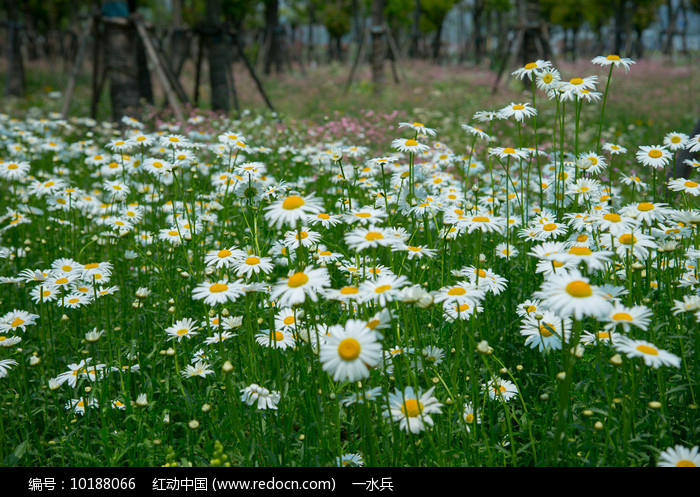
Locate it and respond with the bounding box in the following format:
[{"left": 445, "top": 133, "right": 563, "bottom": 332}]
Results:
[
  {"left": 496, "top": 10, "right": 507, "bottom": 67},
  {"left": 472, "top": 0, "right": 485, "bottom": 64},
  {"left": 432, "top": 19, "right": 444, "bottom": 62},
  {"left": 102, "top": 0, "right": 141, "bottom": 122},
  {"left": 634, "top": 26, "right": 644, "bottom": 59},
  {"left": 204, "top": 0, "right": 230, "bottom": 112},
  {"left": 263, "top": 0, "right": 283, "bottom": 75},
  {"left": 613, "top": 0, "right": 626, "bottom": 55},
  {"left": 307, "top": 3, "right": 317, "bottom": 66},
  {"left": 126, "top": 0, "right": 153, "bottom": 105},
  {"left": 408, "top": 0, "right": 421, "bottom": 58},
  {"left": 168, "top": 0, "right": 190, "bottom": 78},
  {"left": 662, "top": 0, "right": 675, "bottom": 55},
  {"left": 519, "top": 0, "right": 542, "bottom": 66},
  {"left": 370, "top": 0, "right": 386, "bottom": 95},
  {"left": 5, "top": 0, "right": 25, "bottom": 97}
]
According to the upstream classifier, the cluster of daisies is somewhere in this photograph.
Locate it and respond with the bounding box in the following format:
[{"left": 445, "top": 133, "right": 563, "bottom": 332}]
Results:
[{"left": 0, "top": 51, "right": 697, "bottom": 466}]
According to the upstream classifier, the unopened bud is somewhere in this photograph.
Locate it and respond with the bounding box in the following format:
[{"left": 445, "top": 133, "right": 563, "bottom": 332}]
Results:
[{"left": 477, "top": 340, "right": 493, "bottom": 355}]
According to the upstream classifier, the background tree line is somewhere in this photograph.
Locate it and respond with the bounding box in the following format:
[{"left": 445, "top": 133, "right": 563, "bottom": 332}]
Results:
[{"left": 3, "top": 0, "right": 700, "bottom": 115}]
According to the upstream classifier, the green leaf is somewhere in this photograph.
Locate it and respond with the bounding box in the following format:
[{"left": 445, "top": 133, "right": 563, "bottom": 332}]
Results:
[{"left": 3, "top": 440, "right": 29, "bottom": 466}]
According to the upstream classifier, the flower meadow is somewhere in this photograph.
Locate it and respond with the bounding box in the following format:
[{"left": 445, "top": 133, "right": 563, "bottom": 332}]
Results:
[{"left": 0, "top": 56, "right": 699, "bottom": 468}]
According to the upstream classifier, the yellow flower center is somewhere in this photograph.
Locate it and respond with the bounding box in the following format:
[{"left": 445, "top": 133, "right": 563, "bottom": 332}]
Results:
[
  {"left": 568, "top": 246, "right": 592, "bottom": 256},
  {"left": 337, "top": 338, "right": 361, "bottom": 361},
  {"left": 340, "top": 286, "right": 358, "bottom": 295},
  {"left": 671, "top": 136, "right": 681, "bottom": 143},
  {"left": 570, "top": 77, "right": 584, "bottom": 85},
  {"left": 405, "top": 139, "right": 418, "bottom": 147},
  {"left": 676, "top": 460, "right": 697, "bottom": 467},
  {"left": 272, "top": 331, "right": 285, "bottom": 342},
  {"left": 612, "top": 312, "right": 633, "bottom": 321},
  {"left": 296, "top": 231, "right": 308, "bottom": 240},
  {"left": 542, "top": 223, "right": 558, "bottom": 232},
  {"left": 472, "top": 216, "right": 489, "bottom": 222},
  {"left": 55, "top": 277, "right": 69, "bottom": 285},
  {"left": 503, "top": 147, "right": 515, "bottom": 154},
  {"left": 287, "top": 272, "right": 309, "bottom": 287},
  {"left": 407, "top": 246, "right": 421, "bottom": 252},
  {"left": 283, "top": 316, "right": 295, "bottom": 325},
  {"left": 524, "top": 62, "right": 537, "bottom": 70},
  {"left": 447, "top": 287, "right": 467, "bottom": 296},
  {"left": 648, "top": 149, "right": 663, "bottom": 159},
  {"left": 319, "top": 250, "right": 332, "bottom": 256},
  {"left": 543, "top": 74, "right": 553, "bottom": 84},
  {"left": 209, "top": 283, "right": 228, "bottom": 293},
  {"left": 684, "top": 181, "right": 698, "bottom": 188},
  {"left": 513, "top": 104, "right": 525, "bottom": 111},
  {"left": 603, "top": 213, "right": 621, "bottom": 222},
  {"left": 365, "top": 231, "right": 384, "bottom": 241},
  {"left": 374, "top": 285, "right": 392, "bottom": 293},
  {"left": 576, "top": 234, "right": 589, "bottom": 242},
  {"left": 456, "top": 303, "right": 471, "bottom": 312},
  {"left": 637, "top": 202, "right": 654, "bottom": 211},
  {"left": 636, "top": 344, "right": 658, "bottom": 356},
  {"left": 176, "top": 328, "right": 189, "bottom": 336},
  {"left": 10, "top": 317, "right": 24, "bottom": 327},
  {"left": 8, "top": 163, "right": 18, "bottom": 170},
  {"left": 282, "top": 195, "right": 305, "bottom": 210},
  {"left": 245, "top": 256, "right": 260, "bottom": 265},
  {"left": 355, "top": 212, "right": 372, "bottom": 218},
  {"left": 400, "top": 399, "right": 423, "bottom": 417},
  {"left": 565, "top": 280, "right": 593, "bottom": 298},
  {"left": 539, "top": 323, "right": 555, "bottom": 337},
  {"left": 68, "top": 298, "right": 80, "bottom": 304},
  {"left": 318, "top": 213, "right": 330, "bottom": 219},
  {"left": 618, "top": 234, "right": 637, "bottom": 245},
  {"left": 606, "top": 55, "right": 621, "bottom": 61}
]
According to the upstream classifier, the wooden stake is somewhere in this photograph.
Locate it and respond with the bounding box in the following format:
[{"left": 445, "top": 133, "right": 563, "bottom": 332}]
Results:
[
  {"left": 231, "top": 28, "right": 277, "bottom": 118},
  {"left": 132, "top": 15, "right": 185, "bottom": 124}
]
